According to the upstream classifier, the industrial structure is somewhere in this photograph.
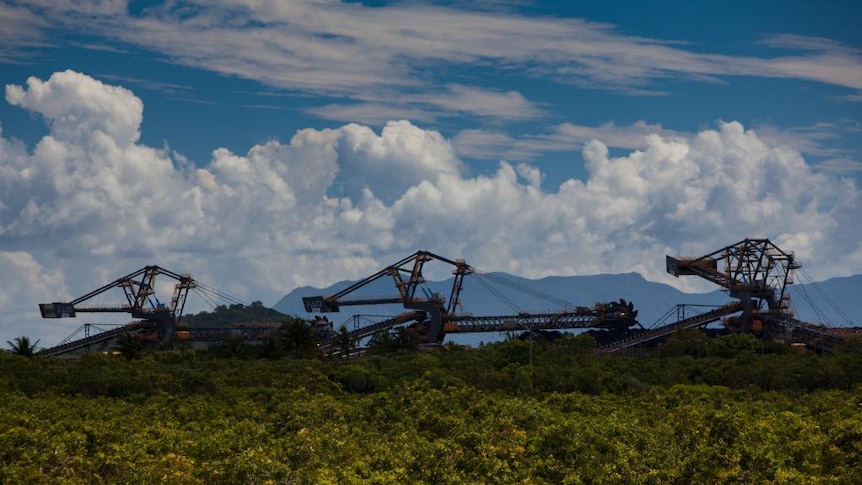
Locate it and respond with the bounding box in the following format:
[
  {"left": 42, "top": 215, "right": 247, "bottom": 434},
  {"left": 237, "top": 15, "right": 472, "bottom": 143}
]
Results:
[
  {"left": 302, "top": 251, "right": 474, "bottom": 344},
  {"left": 301, "top": 250, "right": 640, "bottom": 348},
  {"left": 599, "top": 238, "right": 855, "bottom": 353},
  {"left": 33, "top": 239, "right": 858, "bottom": 357},
  {"left": 36, "top": 266, "right": 196, "bottom": 356}
]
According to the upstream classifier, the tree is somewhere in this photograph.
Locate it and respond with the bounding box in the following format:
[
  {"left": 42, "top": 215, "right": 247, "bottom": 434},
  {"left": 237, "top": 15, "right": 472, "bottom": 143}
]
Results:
[
  {"left": 332, "top": 327, "right": 356, "bottom": 358},
  {"left": 112, "top": 332, "right": 144, "bottom": 361},
  {"left": 280, "top": 318, "right": 318, "bottom": 358},
  {"left": 368, "top": 330, "right": 398, "bottom": 354},
  {"left": 368, "top": 327, "right": 419, "bottom": 354},
  {"left": 709, "top": 333, "right": 760, "bottom": 358},
  {"left": 6, "top": 336, "right": 39, "bottom": 358}
]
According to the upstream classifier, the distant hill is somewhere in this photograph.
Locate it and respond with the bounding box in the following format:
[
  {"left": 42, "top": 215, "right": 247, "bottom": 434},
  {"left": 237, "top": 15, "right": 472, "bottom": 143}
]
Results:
[
  {"left": 274, "top": 272, "right": 861, "bottom": 339},
  {"left": 183, "top": 300, "right": 290, "bottom": 328}
]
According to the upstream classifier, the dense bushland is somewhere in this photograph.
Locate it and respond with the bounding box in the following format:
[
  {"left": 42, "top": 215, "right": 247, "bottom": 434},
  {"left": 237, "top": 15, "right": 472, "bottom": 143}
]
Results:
[{"left": 1, "top": 332, "right": 860, "bottom": 483}]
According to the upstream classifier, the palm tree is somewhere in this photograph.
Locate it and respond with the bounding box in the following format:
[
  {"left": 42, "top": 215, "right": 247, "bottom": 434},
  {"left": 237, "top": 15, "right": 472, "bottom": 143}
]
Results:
[
  {"left": 368, "top": 330, "right": 397, "bottom": 354},
  {"left": 112, "top": 332, "right": 144, "bottom": 361},
  {"left": 6, "top": 336, "right": 39, "bottom": 358},
  {"left": 331, "top": 327, "right": 356, "bottom": 358},
  {"left": 280, "top": 318, "right": 318, "bottom": 359}
]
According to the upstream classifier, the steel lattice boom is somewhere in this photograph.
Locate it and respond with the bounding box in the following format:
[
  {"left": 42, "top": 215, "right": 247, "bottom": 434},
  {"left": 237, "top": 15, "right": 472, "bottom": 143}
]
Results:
[
  {"left": 663, "top": 238, "right": 852, "bottom": 347},
  {"left": 305, "top": 251, "right": 640, "bottom": 345},
  {"left": 667, "top": 238, "right": 798, "bottom": 314},
  {"left": 303, "top": 251, "right": 472, "bottom": 344},
  {"left": 38, "top": 265, "right": 196, "bottom": 343}
]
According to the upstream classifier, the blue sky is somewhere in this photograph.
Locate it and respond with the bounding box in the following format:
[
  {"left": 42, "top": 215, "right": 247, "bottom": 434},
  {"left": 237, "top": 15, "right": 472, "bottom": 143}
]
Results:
[{"left": 0, "top": 0, "right": 860, "bottom": 345}]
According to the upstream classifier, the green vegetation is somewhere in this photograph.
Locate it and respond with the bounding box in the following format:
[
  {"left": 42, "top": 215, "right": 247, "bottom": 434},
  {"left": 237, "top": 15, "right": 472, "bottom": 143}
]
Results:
[{"left": 1, "top": 331, "right": 860, "bottom": 483}]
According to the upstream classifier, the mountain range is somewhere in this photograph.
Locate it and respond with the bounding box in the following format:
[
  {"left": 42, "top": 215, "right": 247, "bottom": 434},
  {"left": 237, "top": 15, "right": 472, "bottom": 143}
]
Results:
[{"left": 274, "top": 272, "right": 861, "bottom": 344}]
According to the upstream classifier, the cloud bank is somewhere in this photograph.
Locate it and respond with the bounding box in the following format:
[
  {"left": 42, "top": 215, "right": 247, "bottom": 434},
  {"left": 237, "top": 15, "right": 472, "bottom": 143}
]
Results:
[{"left": 1, "top": 71, "right": 860, "bottom": 344}]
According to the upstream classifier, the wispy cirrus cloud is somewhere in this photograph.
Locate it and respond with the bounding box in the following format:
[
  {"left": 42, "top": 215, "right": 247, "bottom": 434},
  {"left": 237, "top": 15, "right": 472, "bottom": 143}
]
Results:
[
  {"left": 815, "top": 157, "right": 862, "bottom": 173},
  {"left": 308, "top": 102, "right": 438, "bottom": 125},
  {"left": 0, "top": 3, "right": 50, "bottom": 63},
  {"left": 4, "top": 1, "right": 861, "bottom": 115},
  {"left": 405, "top": 84, "right": 546, "bottom": 120},
  {"left": 96, "top": 73, "right": 195, "bottom": 96},
  {"left": 752, "top": 120, "right": 862, "bottom": 161}
]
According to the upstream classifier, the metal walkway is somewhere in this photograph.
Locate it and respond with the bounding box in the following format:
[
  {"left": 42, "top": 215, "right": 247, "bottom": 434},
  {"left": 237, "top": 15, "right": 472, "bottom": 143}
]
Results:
[
  {"left": 37, "top": 321, "right": 153, "bottom": 357},
  {"left": 598, "top": 301, "right": 743, "bottom": 354}
]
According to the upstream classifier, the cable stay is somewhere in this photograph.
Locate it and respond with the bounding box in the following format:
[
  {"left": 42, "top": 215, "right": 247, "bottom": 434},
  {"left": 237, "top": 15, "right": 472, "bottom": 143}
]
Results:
[
  {"left": 190, "top": 281, "right": 249, "bottom": 312},
  {"left": 790, "top": 276, "right": 831, "bottom": 325},
  {"left": 193, "top": 287, "right": 222, "bottom": 311},
  {"left": 645, "top": 306, "right": 682, "bottom": 330},
  {"left": 470, "top": 273, "right": 522, "bottom": 314},
  {"left": 794, "top": 268, "right": 855, "bottom": 326},
  {"left": 471, "top": 269, "right": 577, "bottom": 310}
]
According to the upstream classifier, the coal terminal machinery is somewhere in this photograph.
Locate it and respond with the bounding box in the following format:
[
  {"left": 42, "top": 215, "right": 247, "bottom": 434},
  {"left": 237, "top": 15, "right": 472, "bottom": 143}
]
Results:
[
  {"left": 35, "top": 266, "right": 277, "bottom": 357},
  {"left": 598, "top": 238, "right": 860, "bottom": 353},
  {"left": 34, "top": 239, "right": 861, "bottom": 357},
  {"left": 301, "top": 250, "right": 640, "bottom": 349},
  {"left": 37, "top": 266, "right": 194, "bottom": 356}
]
